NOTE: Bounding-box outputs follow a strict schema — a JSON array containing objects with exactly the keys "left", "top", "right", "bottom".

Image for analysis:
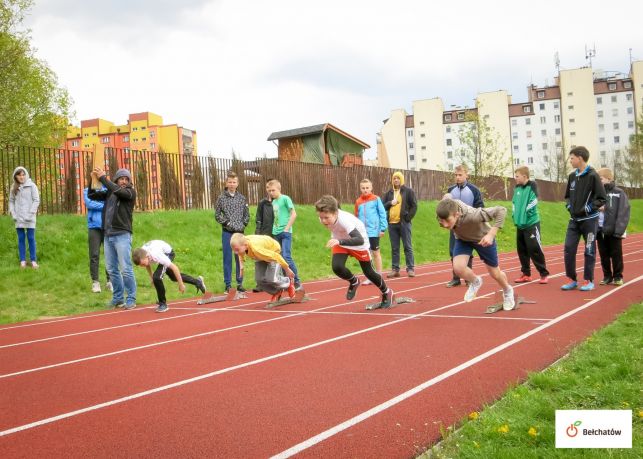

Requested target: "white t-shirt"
[
  {"left": 327, "top": 210, "right": 370, "bottom": 251},
  {"left": 142, "top": 240, "right": 173, "bottom": 267}
]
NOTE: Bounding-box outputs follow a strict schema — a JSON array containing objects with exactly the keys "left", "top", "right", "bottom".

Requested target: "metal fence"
[{"left": 1, "top": 146, "right": 641, "bottom": 215}]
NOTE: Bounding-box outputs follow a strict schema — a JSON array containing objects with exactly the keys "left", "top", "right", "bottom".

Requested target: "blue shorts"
[
  {"left": 368, "top": 237, "right": 380, "bottom": 251},
  {"left": 453, "top": 239, "right": 499, "bottom": 268}
]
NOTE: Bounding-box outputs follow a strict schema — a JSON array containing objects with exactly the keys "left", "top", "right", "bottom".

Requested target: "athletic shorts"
[
  {"left": 368, "top": 237, "right": 380, "bottom": 251},
  {"left": 332, "top": 245, "right": 371, "bottom": 262},
  {"left": 453, "top": 239, "right": 499, "bottom": 268}
]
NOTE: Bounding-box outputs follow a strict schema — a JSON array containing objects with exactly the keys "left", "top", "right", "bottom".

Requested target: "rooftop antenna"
[
  {"left": 554, "top": 51, "right": 560, "bottom": 73},
  {"left": 630, "top": 48, "right": 633, "bottom": 66},
  {"left": 585, "top": 44, "right": 596, "bottom": 67}
]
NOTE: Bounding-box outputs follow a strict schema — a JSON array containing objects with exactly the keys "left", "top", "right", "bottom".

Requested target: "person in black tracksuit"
[
  {"left": 596, "top": 168, "right": 630, "bottom": 285},
  {"left": 561, "top": 147, "right": 607, "bottom": 291},
  {"left": 253, "top": 183, "right": 274, "bottom": 292}
]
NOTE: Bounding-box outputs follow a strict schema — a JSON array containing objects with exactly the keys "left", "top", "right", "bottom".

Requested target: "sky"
[{"left": 25, "top": 0, "right": 643, "bottom": 160}]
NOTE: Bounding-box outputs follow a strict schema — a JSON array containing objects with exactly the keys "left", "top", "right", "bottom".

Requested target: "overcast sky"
[{"left": 25, "top": 0, "right": 643, "bottom": 159}]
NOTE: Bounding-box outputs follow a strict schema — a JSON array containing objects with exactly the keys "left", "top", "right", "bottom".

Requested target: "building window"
[
  {"left": 409, "top": 142, "right": 414, "bottom": 149},
  {"left": 409, "top": 155, "right": 414, "bottom": 161},
  {"left": 447, "top": 151, "right": 453, "bottom": 159},
  {"left": 444, "top": 114, "right": 451, "bottom": 122},
  {"left": 614, "top": 136, "right": 620, "bottom": 143},
  {"left": 528, "top": 157, "right": 534, "bottom": 164},
  {"left": 514, "top": 158, "right": 520, "bottom": 165},
  {"left": 422, "top": 158, "right": 427, "bottom": 162},
  {"left": 457, "top": 112, "right": 465, "bottom": 120},
  {"left": 568, "top": 105, "right": 574, "bottom": 110},
  {"left": 526, "top": 131, "right": 532, "bottom": 138},
  {"left": 613, "top": 122, "right": 619, "bottom": 130},
  {"left": 599, "top": 137, "right": 605, "bottom": 144},
  {"left": 555, "top": 128, "right": 561, "bottom": 135},
  {"left": 540, "top": 116, "right": 546, "bottom": 124},
  {"left": 71, "top": 140, "right": 79, "bottom": 147},
  {"left": 597, "top": 110, "right": 603, "bottom": 118},
  {"left": 513, "top": 145, "right": 519, "bottom": 152},
  {"left": 150, "top": 131, "right": 155, "bottom": 138},
  {"left": 421, "top": 146, "right": 426, "bottom": 150},
  {"left": 512, "top": 132, "right": 518, "bottom": 140},
  {"left": 543, "top": 155, "right": 549, "bottom": 162},
  {"left": 554, "top": 102, "right": 559, "bottom": 109},
  {"left": 600, "top": 151, "right": 606, "bottom": 158},
  {"left": 627, "top": 107, "right": 633, "bottom": 115},
  {"left": 101, "top": 136, "right": 110, "bottom": 144},
  {"left": 596, "top": 97, "right": 602, "bottom": 105},
  {"left": 527, "top": 144, "right": 533, "bottom": 151},
  {"left": 537, "top": 90, "right": 545, "bottom": 99},
  {"left": 624, "top": 81, "right": 632, "bottom": 89},
  {"left": 542, "top": 143, "right": 548, "bottom": 150},
  {"left": 446, "top": 139, "right": 452, "bottom": 146},
  {"left": 150, "top": 143, "right": 155, "bottom": 149},
  {"left": 84, "top": 144, "right": 90, "bottom": 148},
  {"left": 123, "top": 135, "right": 129, "bottom": 142},
  {"left": 628, "top": 121, "right": 634, "bottom": 129},
  {"left": 608, "top": 82, "right": 616, "bottom": 90},
  {"left": 141, "top": 126, "right": 146, "bottom": 130},
  {"left": 541, "top": 129, "right": 547, "bottom": 136},
  {"left": 523, "top": 105, "right": 531, "bottom": 113},
  {"left": 612, "top": 108, "right": 618, "bottom": 117},
  {"left": 446, "top": 126, "right": 451, "bottom": 133},
  {"left": 511, "top": 119, "right": 517, "bottom": 126},
  {"left": 567, "top": 92, "right": 573, "bottom": 96},
  {"left": 420, "top": 133, "right": 426, "bottom": 138},
  {"left": 626, "top": 93, "right": 633, "bottom": 101},
  {"left": 420, "top": 121, "right": 425, "bottom": 126},
  {"left": 539, "top": 103, "right": 545, "bottom": 110},
  {"left": 569, "top": 118, "right": 575, "bottom": 123},
  {"left": 525, "top": 118, "right": 531, "bottom": 125},
  {"left": 556, "top": 141, "right": 562, "bottom": 148},
  {"left": 408, "top": 130, "right": 413, "bottom": 137},
  {"left": 570, "top": 132, "right": 576, "bottom": 137},
  {"left": 611, "top": 95, "right": 617, "bottom": 103},
  {"left": 83, "top": 133, "right": 88, "bottom": 137},
  {"left": 133, "top": 127, "right": 138, "bottom": 131},
  {"left": 554, "top": 115, "right": 560, "bottom": 123},
  {"left": 599, "top": 124, "right": 604, "bottom": 132}
]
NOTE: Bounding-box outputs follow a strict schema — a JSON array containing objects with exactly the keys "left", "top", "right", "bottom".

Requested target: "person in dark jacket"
[
  {"left": 596, "top": 168, "right": 630, "bottom": 286},
  {"left": 561, "top": 146, "right": 607, "bottom": 292},
  {"left": 511, "top": 166, "right": 549, "bottom": 284},
  {"left": 445, "top": 164, "right": 484, "bottom": 287},
  {"left": 252, "top": 181, "right": 275, "bottom": 292},
  {"left": 84, "top": 187, "right": 111, "bottom": 293},
  {"left": 89, "top": 167, "right": 137, "bottom": 308},
  {"left": 215, "top": 171, "right": 250, "bottom": 293},
  {"left": 382, "top": 171, "right": 417, "bottom": 277}
]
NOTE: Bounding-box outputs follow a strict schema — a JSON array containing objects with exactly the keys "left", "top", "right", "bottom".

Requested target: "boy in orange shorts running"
[{"left": 315, "top": 195, "right": 394, "bottom": 308}]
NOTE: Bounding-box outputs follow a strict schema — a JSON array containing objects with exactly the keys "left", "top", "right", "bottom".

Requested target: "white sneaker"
[
  {"left": 464, "top": 276, "right": 483, "bottom": 302},
  {"left": 105, "top": 281, "right": 113, "bottom": 292},
  {"left": 362, "top": 279, "right": 372, "bottom": 285},
  {"left": 92, "top": 281, "right": 101, "bottom": 293},
  {"left": 502, "top": 286, "right": 515, "bottom": 311}
]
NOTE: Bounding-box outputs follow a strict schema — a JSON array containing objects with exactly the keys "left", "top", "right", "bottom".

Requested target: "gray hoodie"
[{"left": 9, "top": 166, "right": 40, "bottom": 229}]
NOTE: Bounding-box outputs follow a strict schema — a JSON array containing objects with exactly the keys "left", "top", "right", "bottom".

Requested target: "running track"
[{"left": 1, "top": 235, "right": 642, "bottom": 458}]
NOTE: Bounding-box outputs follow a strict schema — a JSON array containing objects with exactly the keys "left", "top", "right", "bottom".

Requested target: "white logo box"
[{"left": 556, "top": 410, "right": 632, "bottom": 448}]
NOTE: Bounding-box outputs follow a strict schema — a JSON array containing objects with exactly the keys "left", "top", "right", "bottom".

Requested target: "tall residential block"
[{"left": 378, "top": 60, "right": 642, "bottom": 180}]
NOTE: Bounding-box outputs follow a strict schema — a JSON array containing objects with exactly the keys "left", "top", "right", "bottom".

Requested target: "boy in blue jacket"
[
  {"left": 84, "top": 187, "right": 112, "bottom": 293},
  {"left": 355, "top": 179, "right": 387, "bottom": 284}
]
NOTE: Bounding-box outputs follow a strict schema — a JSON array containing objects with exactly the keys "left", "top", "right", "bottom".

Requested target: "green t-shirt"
[{"left": 272, "top": 194, "right": 295, "bottom": 235}]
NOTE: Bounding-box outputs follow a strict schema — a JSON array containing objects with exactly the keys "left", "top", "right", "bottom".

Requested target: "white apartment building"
[{"left": 376, "top": 60, "right": 643, "bottom": 179}]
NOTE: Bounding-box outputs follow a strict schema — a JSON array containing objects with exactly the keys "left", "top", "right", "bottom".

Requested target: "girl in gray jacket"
[{"left": 9, "top": 166, "right": 40, "bottom": 268}]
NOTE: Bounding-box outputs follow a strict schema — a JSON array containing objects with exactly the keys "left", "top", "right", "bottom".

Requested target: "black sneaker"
[
  {"left": 294, "top": 281, "right": 302, "bottom": 290},
  {"left": 446, "top": 279, "right": 461, "bottom": 288},
  {"left": 346, "top": 279, "right": 360, "bottom": 300},
  {"left": 380, "top": 288, "right": 394, "bottom": 308},
  {"left": 224, "top": 286, "right": 231, "bottom": 294},
  {"left": 109, "top": 300, "right": 125, "bottom": 309},
  {"left": 155, "top": 303, "right": 168, "bottom": 313},
  {"left": 197, "top": 276, "right": 207, "bottom": 294},
  {"left": 237, "top": 285, "right": 246, "bottom": 293},
  {"left": 252, "top": 287, "right": 263, "bottom": 293}
]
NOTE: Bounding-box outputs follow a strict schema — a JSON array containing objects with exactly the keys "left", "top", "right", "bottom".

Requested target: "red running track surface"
[{"left": 1, "top": 236, "right": 642, "bottom": 458}]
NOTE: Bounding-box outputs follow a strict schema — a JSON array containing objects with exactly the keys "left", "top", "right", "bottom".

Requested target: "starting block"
[
  {"left": 266, "top": 289, "right": 308, "bottom": 309},
  {"left": 197, "top": 288, "right": 247, "bottom": 305},
  {"left": 484, "top": 291, "right": 536, "bottom": 314},
  {"left": 365, "top": 296, "right": 415, "bottom": 310}
]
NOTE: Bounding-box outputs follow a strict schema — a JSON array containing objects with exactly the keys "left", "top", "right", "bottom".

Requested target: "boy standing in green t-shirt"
[
  {"left": 512, "top": 166, "right": 549, "bottom": 284},
  {"left": 267, "top": 179, "right": 301, "bottom": 289}
]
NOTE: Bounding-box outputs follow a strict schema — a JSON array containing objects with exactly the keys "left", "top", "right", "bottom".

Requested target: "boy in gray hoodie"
[
  {"left": 9, "top": 166, "right": 40, "bottom": 268},
  {"left": 436, "top": 196, "right": 515, "bottom": 311}
]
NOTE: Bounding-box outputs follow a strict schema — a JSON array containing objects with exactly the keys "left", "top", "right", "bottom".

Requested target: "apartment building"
[{"left": 377, "top": 60, "right": 643, "bottom": 179}]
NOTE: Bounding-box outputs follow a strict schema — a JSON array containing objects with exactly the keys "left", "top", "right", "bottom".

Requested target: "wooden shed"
[{"left": 267, "top": 123, "right": 369, "bottom": 166}]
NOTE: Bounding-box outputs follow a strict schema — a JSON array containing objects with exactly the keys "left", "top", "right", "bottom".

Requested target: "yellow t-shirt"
[
  {"left": 242, "top": 235, "right": 289, "bottom": 269},
  {"left": 388, "top": 190, "right": 402, "bottom": 224}
]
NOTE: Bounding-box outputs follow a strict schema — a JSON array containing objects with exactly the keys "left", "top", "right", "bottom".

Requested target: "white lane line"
[
  {"left": 4, "top": 251, "right": 642, "bottom": 378},
  {"left": 271, "top": 275, "right": 643, "bottom": 458},
  {"left": 2, "top": 270, "right": 640, "bottom": 438}
]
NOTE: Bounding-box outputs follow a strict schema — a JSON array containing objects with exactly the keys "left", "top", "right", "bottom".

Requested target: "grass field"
[
  {"left": 423, "top": 302, "right": 643, "bottom": 459},
  {"left": 0, "top": 200, "right": 641, "bottom": 324}
]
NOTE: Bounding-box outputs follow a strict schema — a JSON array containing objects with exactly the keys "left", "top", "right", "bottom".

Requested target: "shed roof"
[{"left": 267, "top": 123, "right": 370, "bottom": 148}]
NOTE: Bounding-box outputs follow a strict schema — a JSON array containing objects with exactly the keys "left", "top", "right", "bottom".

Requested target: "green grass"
[
  {"left": 1, "top": 200, "right": 642, "bottom": 324},
  {"left": 422, "top": 302, "right": 643, "bottom": 459}
]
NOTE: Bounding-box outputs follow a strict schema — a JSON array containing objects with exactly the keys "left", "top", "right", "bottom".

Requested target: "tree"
[
  {"left": 0, "top": 0, "right": 73, "bottom": 147},
  {"left": 455, "top": 110, "right": 512, "bottom": 181},
  {"left": 539, "top": 136, "right": 569, "bottom": 183},
  {"left": 623, "top": 116, "right": 643, "bottom": 188}
]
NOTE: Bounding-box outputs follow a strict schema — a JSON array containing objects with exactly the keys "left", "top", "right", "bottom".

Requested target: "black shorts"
[{"left": 368, "top": 237, "right": 380, "bottom": 251}]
